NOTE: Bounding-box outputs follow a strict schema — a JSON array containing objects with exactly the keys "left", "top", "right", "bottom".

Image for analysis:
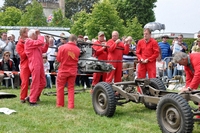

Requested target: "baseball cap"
[
  {"left": 98, "top": 31, "right": 104, "bottom": 36},
  {"left": 60, "top": 34, "right": 67, "bottom": 40},
  {"left": 196, "top": 38, "right": 200, "bottom": 42},
  {"left": 84, "top": 36, "right": 88, "bottom": 39},
  {"left": 162, "top": 35, "right": 169, "bottom": 39},
  {"left": 78, "top": 35, "right": 83, "bottom": 38}
]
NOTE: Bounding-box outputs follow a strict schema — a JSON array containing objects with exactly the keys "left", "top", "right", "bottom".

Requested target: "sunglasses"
[{"left": 5, "top": 55, "right": 10, "bottom": 57}]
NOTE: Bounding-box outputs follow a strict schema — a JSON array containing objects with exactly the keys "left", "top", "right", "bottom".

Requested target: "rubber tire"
[
  {"left": 157, "top": 94, "right": 194, "bottom": 133},
  {"left": 144, "top": 78, "right": 166, "bottom": 110},
  {"left": 92, "top": 82, "right": 116, "bottom": 117}
]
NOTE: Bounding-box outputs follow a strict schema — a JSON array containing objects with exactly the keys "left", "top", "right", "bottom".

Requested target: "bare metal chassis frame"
[{"left": 111, "top": 79, "right": 200, "bottom": 121}]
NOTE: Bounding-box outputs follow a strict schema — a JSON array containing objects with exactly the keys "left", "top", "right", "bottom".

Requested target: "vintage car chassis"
[{"left": 92, "top": 78, "right": 200, "bottom": 133}]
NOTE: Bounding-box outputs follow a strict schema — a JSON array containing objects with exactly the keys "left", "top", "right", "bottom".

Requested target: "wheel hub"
[
  {"left": 163, "top": 106, "right": 181, "bottom": 132},
  {"left": 97, "top": 92, "right": 107, "bottom": 109}
]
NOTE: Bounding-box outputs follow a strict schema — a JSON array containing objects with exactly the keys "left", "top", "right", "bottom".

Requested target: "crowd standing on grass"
[{"left": 1, "top": 27, "right": 200, "bottom": 110}]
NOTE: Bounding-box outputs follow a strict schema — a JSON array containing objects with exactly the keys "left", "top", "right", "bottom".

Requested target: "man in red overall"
[
  {"left": 136, "top": 28, "right": 160, "bottom": 79},
  {"left": 24, "top": 29, "right": 49, "bottom": 106},
  {"left": 173, "top": 52, "right": 200, "bottom": 118},
  {"left": 91, "top": 31, "right": 108, "bottom": 88},
  {"left": 56, "top": 34, "right": 80, "bottom": 109},
  {"left": 106, "top": 31, "right": 130, "bottom": 83},
  {"left": 16, "top": 27, "right": 31, "bottom": 103}
]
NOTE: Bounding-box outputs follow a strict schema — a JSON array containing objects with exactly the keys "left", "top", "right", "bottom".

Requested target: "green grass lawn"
[{"left": 0, "top": 86, "right": 200, "bottom": 133}]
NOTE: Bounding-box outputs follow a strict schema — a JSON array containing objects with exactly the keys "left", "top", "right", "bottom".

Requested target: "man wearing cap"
[
  {"left": 106, "top": 31, "right": 130, "bottom": 83},
  {"left": 173, "top": 52, "right": 200, "bottom": 118},
  {"left": 191, "top": 38, "right": 200, "bottom": 53},
  {"left": 84, "top": 36, "right": 89, "bottom": 42},
  {"left": 158, "top": 35, "right": 172, "bottom": 78},
  {"left": 91, "top": 31, "right": 108, "bottom": 89},
  {"left": 190, "top": 31, "right": 200, "bottom": 53},
  {"left": 54, "top": 34, "right": 68, "bottom": 56}
]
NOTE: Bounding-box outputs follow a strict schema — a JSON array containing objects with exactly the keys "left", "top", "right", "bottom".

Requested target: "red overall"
[
  {"left": 25, "top": 36, "right": 49, "bottom": 103},
  {"left": 16, "top": 38, "right": 31, "bottom": 101},
  {"left": 106, "top": 39, "right": 129, "bottom": 83},
  {"left": 184, "top": 53, "right": 200, "bottom": 89},
  {"left": 184, "top": 53, "right": 200, "bottom": 118},
  {"left": 56, "top": 42, "right": 80, "bottom": 109},
  {"left": 136, "top": 38, "right": 159, "bottom": 78},
  {"left": 92, "top": 40, "right": 108, "bottom": 86}
]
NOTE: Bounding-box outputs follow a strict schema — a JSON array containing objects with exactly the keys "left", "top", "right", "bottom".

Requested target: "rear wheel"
[
  {"left": 92, "top": 82, "right": 116, "bottom": 117},
  {"left": 157, "top": 94, "right": 193, "bottom": 133},
  {"left": 144, "top": 78, "right": 166, "bottom": 110}
]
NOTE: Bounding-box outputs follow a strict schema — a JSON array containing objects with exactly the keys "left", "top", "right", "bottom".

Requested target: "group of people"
[
  {"left": 16, "top": 28, "right": 49, "bottom": 106},
  {"left": 1, "top": 27, "right": 200, "bottom": 113}
]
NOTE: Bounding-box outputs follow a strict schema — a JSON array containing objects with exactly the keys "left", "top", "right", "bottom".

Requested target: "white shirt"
[
  {"left": 43, "top": 61, "right": 50, "bottom": 73},
  {"left": 46, "top": 45, "right": 56, "bottom": 61}
]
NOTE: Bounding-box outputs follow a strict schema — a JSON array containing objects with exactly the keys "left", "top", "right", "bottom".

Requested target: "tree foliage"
[
  {"left": 110, "top": 0, "right": 157, "bottom": 26},
  {"left": 125, "top": 17, "right": 143, "bottom": 40},
  {"left": 49, "top": 9, "right": 72, "bottom": 28},
  {"left": 1, "top": 0, "right": 29, "bottom": 11},
  {"left": 18, "top": 0, "right": 47, "bottom": 26},
  {"left": 84, "top": 0, "right": 125, "bottom": 39},
  {"left": 0, "top": 7, "right": 22, "bottom": 26},
  {"left": 65, "top": 0, "right": 99, "bottom": 18},
  {"left": 70, "top": 10, "right": 90, "bottom": 36}
]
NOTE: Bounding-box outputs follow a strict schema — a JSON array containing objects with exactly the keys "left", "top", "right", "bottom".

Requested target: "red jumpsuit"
[
  {"left": 185, "top": 53, "right": 200, "bottom": 119},
  {"left": 185, "top": 53, "right": 200, "bottom": 89},
  {"left": 25, "top": 36, "right": 49, "bottom": 103},
  {"left": 16, "top": 38, "right": 31, "bottom": 101},
  {"left": 106, "top": 39, "right": 129, "bottom": 83},
  {"left": 136, "top": 38, "right": 159, "bottom": 78},
  {"left": 92, "top": 40, "right": 108, "bottom": 86},
  {"left": 56, "top": 42, "right": 80, "bottom": 109}
]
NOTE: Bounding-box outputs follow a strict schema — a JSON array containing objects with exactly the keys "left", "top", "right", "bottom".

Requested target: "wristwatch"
[{"left": 187, "top": 87, "right": 192, "bottom": 91}]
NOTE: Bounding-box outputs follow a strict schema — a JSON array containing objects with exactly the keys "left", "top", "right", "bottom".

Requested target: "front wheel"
[
  {"left": 156, "top": 94, "right": 194, "bottom": 133},
  {"left": 92, "top": 82, "right": 116, "bottom": 117}
]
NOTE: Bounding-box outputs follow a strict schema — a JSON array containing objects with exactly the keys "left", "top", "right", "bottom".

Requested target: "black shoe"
[
  {"left": 29, "top": 102, "right": 38, "bottom": 106},
  {"left": 25, "top": 96, "right": 30, "bottom": 103},
  {"left": 37, "top": 97, "right": 40, "bottom": 102},
  {"left": 20, "top": 100, "right": 26, "bottom": 103}
]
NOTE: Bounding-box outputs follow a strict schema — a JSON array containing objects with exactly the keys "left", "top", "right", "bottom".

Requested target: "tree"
[
  {"left": 1, "top": 0, "right": 29, "bottom": 11},
  {"left": 70, "top": 10, "right": 90, "bottom": 36},
  {"left": 84, "top": 0, "right": 125, "bottom": 39},
  {"left": 18, "top": 0, "right": 47, "bottom": 26},
  {"left": 125, "top": 17, "right": 143, "bottom": 40},
  {"left": 110, "top": 0, "right": 157, "bottom": 26},
  {"left": 49, "top": 9, "right": 72, "bottom": 28},
  {"left": 65, "top": 0, "right": 99, "bottom": 18},
  {"left": 0, "top": 7, "right": 22, "bottom": 26}
]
